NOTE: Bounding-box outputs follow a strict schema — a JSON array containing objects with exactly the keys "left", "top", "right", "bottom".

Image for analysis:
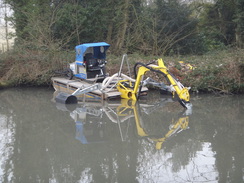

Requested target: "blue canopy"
[{"left": 75, "top": 42, "right": 110, "bottom": 62}]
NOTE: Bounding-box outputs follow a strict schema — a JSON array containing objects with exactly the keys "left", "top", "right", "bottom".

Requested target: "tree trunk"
[
  {"left": 236, "top": 30, "right": 244, "bottom": 48},
  {"left": 115, "top": 0, "right": 129, "bottom": 52},
  {"left": 235, "top": 0, "right": 244, "bottom": 48},
  {"left": 106, "top": 21, "right": 113, "bottom": 44},
  {"left": 4, "top": 4, "right": 9, "bottom": 51}
]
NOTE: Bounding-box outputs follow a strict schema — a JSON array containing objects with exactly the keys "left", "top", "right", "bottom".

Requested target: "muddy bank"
[{"left": 0, "top": 48, "right": 244, "bottom": 94}]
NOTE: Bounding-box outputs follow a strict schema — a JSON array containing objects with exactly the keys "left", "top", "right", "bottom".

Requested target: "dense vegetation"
[{"left": 0, "top": 0, "right": 244, "bottom": 93}]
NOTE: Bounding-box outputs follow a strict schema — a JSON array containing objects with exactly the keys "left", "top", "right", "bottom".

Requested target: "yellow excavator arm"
[{"left": 117, "top": 58, "right": 191, "bottom": 108}]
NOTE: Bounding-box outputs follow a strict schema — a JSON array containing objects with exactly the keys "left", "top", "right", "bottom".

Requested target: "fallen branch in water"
[{"left": 208, "top": 86, "right": 233, "bottom": 95}]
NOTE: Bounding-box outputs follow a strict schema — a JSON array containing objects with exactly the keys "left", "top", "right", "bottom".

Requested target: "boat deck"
[{"left": 52, "top": 77, "right": 148, "bottom": 101}]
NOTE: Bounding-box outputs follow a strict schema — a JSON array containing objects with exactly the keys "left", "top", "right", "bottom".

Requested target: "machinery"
[
  {"left": 54, "top": 43, "right": 191, "bottom": 109},
  {"left": 114, "top": 58, "right": 191, "bottom": 108},
  {"left": 67, "top": 42, "right": 110, "bottom": 80}
]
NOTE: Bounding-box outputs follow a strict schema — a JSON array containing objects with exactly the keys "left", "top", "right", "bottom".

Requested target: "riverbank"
[{"left": 0, "top": 48, "right": 244, "bottom": 94}]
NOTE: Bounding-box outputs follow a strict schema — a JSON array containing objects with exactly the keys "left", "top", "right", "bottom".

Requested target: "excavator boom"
[{"left": 117, "top": 58, "right": 191, "bottom": 108}]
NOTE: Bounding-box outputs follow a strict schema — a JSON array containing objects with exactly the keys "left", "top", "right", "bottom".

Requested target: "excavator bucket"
[{"left": 179, "top": 99, "right": 192, "bottom": 109}]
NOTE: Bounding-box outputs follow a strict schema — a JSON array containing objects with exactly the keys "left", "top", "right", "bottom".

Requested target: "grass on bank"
[{"left": 0, "top": 47, "right": 244, "bottom": 94}]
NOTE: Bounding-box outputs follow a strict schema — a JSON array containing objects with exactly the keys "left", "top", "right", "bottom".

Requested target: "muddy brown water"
[{"left": 0, "top": 87, "right": 243, "bottom": 183}]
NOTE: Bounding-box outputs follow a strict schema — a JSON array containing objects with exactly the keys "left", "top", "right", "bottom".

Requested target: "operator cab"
[{"left": 69, "top": 42, "right": 110, "bottom": 81}]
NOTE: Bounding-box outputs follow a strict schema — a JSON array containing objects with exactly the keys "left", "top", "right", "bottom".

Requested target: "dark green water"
[{"left": 0, "top": 88, "right": 243, "bottom": 183}]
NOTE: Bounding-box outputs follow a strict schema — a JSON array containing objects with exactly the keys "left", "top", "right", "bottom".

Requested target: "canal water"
[{"left": 0, "top": 87, "right": 243, "bottom": 183}]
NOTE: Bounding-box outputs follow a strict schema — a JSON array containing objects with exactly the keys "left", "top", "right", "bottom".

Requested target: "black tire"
[{"left": 66, "top": 68, "right": 73, "bottom": 80}]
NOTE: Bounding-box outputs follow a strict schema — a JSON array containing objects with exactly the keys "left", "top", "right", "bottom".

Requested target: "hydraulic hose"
[
  {"left": 133, "top": 62, "right": 168, "bottom": 82},
  {"left": 133, "top": 61, "right": 183, "bottom": 88},
  {"left": 133, "top": 62, "right": 169, "bottom": 100}
]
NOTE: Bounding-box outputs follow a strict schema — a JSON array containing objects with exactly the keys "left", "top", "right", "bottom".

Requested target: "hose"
[
  {"left": 101, "top": 73, "right": 136, "bottom": 91},
  {"left": 133, "top": 62, "right": 168, "bottom": 84}
]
